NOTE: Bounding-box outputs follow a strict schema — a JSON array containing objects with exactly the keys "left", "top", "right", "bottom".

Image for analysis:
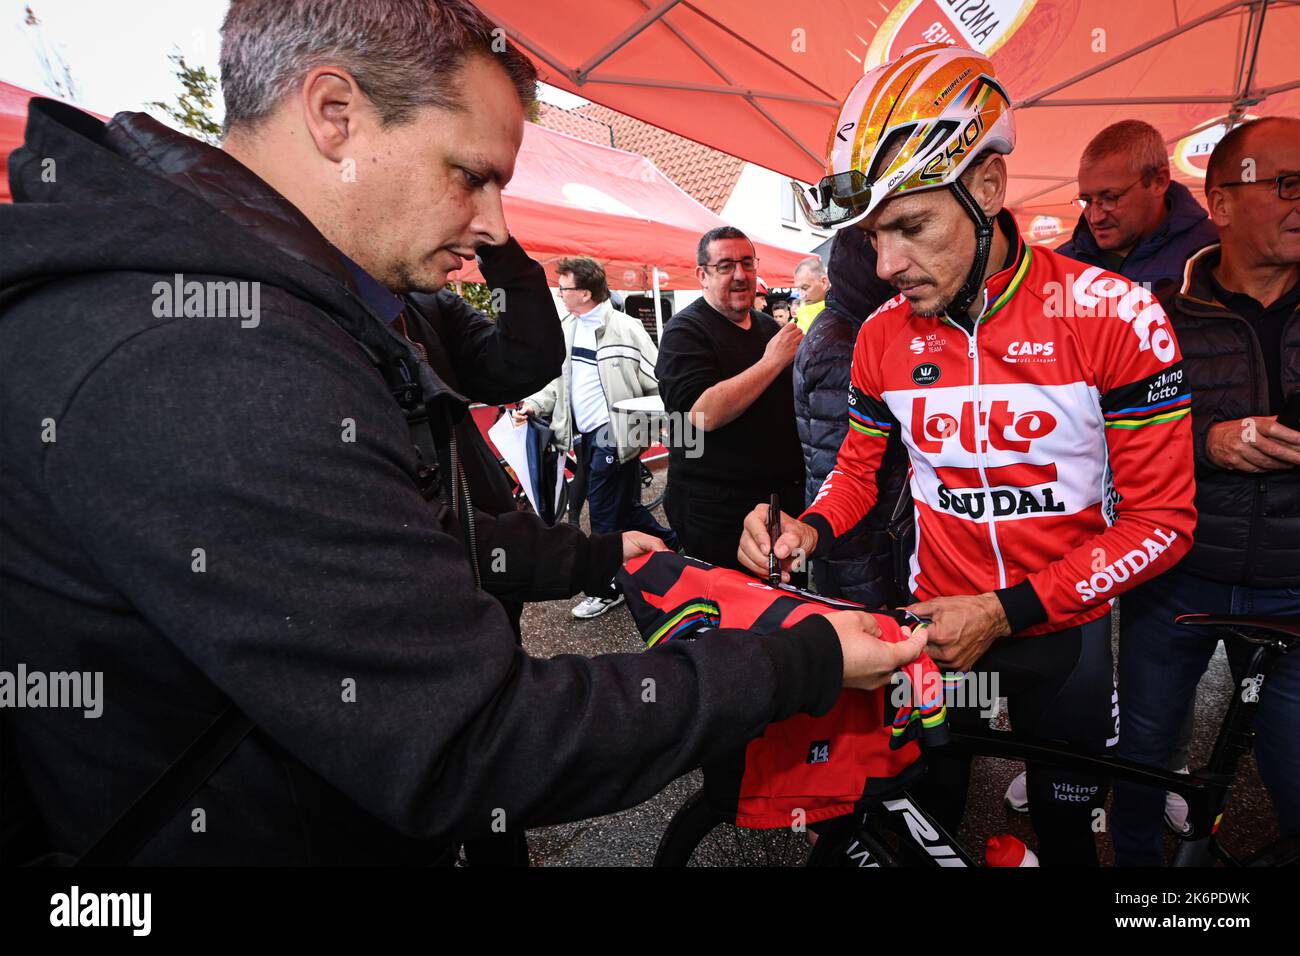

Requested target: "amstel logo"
[
  {"left": 862, "top": 0, "right": 1040, "bottom": 68},
  {"left": 1173, "top": 115, "right": 1260, "bottom": 180}
]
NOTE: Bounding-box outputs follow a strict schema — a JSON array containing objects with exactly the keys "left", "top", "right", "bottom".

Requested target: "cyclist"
[{"left": 738, "top": 44, "right": 1197, "bottom": 866}]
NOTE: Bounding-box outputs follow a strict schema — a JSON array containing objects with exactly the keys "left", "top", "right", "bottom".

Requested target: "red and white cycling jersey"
[{"left": 803, "top": 222, "right": 1197, "bottom": 635}]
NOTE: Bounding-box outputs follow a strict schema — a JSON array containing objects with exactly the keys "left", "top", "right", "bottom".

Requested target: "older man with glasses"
[
  {"left": 1055, "top": 119, "right": 1218, "bottom": 288},
  {"left": 655, "top": 226, "right": 806, "bottom": 570},
  {"left": 1110, "top": 117, "right": 1300, "bottom": 864},
  {"left": 517, "top": 256, "right": 676, "bottom": 619}
]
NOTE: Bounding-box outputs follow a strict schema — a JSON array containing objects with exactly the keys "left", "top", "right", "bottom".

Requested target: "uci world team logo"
[{"left": 912, "top": 362, "right": 941, "bottom": 386}]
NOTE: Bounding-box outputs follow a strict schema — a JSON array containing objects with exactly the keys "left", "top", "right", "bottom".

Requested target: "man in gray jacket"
[{"left": 518, "top": 256, "right": 676, "bottom": 618}]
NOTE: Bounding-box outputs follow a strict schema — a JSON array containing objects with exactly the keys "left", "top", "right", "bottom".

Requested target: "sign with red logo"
[{"left": 862, "top": 0, "right": 1041, "bottom": 68}]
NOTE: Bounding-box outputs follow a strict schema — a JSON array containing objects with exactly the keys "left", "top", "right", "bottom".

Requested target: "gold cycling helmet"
[{"left": 795, "top": 43, "right": 1015, "bottom": 230}]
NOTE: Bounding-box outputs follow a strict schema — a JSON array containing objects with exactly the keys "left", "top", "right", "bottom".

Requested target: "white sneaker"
[
  {"left": 1004, "top": 771, "right": 1029, "bottom": 813},
  {"left": 572, "top": 594, "right": 625, "bottom": 619},
  {"left": 1164, "top": 767, "right": 1191, "bottom": 835}
]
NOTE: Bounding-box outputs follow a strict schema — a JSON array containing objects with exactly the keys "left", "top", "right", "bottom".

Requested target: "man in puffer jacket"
[
  {"left": 1055, "top": 119, "right": 1218, "bottom": 289},
  {"left": 793, "top": 227, "right": 905, "bottom": 606}
]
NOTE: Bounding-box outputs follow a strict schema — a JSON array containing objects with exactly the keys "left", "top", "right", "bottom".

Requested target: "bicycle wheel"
[
  {"left": 639, "top": 461, "right": 664, "bottom": 512},
  {"left": 653, "top": 789, "right": 851, "bottom": 867}
]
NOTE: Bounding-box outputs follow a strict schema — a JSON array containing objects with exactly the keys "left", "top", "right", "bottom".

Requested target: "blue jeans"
[
  {"left": 576, "top": 430, "right": 676, "bottom": 597},
  {"left": 1113, "top": 568, "right": 1300, "bottom": 865}
]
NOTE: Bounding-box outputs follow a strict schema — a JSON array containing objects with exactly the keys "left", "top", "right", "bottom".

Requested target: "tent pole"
[
  {"left": 489, "top": 17, "right": 576, "bottom": 81},
  {"left": 1226, "top": 0, "right": 1270, "bottom": 129},
  {"left": 652, "top": 266, "right": 664, "bottom": 344},
  {"left": 632, "top": 11, "right": 826, "bottom": 165},
  {"left": 583, "top": 74, "right": 837, "bottom": 108},
  {"left": 575, "top": 0, "right": 683, "bottom": 81},
  {"left": 1015, "top": 0, "right": 1249, "bottom": 108}
]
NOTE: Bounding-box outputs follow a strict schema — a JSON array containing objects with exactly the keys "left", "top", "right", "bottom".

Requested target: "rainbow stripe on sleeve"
[
  {"left": 645, "top": 601, "right": 722, "bottom": 648},
  {"left": 848, "top": 405, "right": 893, "bottom": 439},
  {"left": 1103, "top": 394, "right": 1192, "bottom": 430}
]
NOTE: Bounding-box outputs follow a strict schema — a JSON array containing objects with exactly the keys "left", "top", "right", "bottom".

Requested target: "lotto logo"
[{"left": 911, "top": 397, "right": 1057, "bottom": 454}]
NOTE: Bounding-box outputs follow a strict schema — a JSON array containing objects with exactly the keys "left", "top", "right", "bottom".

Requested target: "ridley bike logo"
[
  {"left": 911, "top": 396, "right": 1057, "bottom": 454},
  {"left": 884, "top": 797, "right": 966, "bottom": 865},
  {"left": 841, "top": 797, "right": 967, "bottom": 867}
]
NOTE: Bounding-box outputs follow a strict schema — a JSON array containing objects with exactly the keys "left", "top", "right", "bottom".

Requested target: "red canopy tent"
[
  {"left": 447, "top": 119, "right": 808, "bottom": 289},
  {"left": 476, "top": 0, "right": 1300, "bottom": 244},
  {"left": 2, "top": 80, "right": 806, "bottom": 315}
]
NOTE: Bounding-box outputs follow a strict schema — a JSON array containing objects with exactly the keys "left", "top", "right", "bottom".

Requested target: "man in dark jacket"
[
  {"left": 1008, "top": 119, "right": 1218, "bottom": 821},
  {"left": 1110, "top": 117, "right": 1300, "bottom": 865},
  {"left": 0, "top": 0, "right": 920, "bottom": 864},
  {"left": 792, "top": 227, "right": 906, "bottom": 607},
  {"left": 1055, "top": 119, "right": 1218, "bottom": 288}
]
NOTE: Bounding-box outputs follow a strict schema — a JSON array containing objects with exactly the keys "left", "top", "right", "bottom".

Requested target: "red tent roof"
[
  {"left": 448, "top": 119, "right": 808, "bottom": 289},
  {"left": 1, "top": 80, "right": 804, "bottom": 287},
  {"left": 477, "top": 0, "right": 1300, "bottom": 244}
]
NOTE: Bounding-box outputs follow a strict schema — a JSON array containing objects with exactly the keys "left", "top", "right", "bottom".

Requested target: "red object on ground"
[{"left": 986, "top": 833, "right": 1040, "bottom": 867}]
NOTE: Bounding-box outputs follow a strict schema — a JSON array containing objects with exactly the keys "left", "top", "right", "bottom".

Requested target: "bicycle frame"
[{"left": 830, "top": 625, "right": 1292, "bottom": 867}]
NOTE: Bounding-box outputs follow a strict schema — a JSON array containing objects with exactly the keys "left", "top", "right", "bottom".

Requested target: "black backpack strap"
[{"left": 76, "top": 704, "right": 254, "bottom": 866}]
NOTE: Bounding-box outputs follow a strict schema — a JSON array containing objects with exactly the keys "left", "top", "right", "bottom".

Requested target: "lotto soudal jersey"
[
  {"left": 803, "top": 221, "right": 1197, "bottom": 636},
  {"left": 619, "top": 551, "right": 948, "bottom": 829}
]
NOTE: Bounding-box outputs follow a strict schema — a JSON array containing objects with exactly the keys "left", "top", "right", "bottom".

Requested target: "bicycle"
[{"left": 654, "top": 613, "right": 1300, "bottom": 867}]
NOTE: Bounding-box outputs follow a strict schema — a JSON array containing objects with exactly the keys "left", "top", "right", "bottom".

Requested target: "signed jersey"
[
  {"left": 618, "top": 551, "right": 947, "bottom": 829},
  {"left": 803, "top": 230, "right": 1197, "bottom": 636}
]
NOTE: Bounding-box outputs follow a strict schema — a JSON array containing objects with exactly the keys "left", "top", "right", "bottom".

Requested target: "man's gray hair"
[
  {"left": 794, "top": 256, "right": 825, "bottom": 278},
  {"left": 1079, "top": 120, "right": 1170, "bottom": 179},
  {"left": 219, "top": 0, "right": 537, "bottom": 134}
]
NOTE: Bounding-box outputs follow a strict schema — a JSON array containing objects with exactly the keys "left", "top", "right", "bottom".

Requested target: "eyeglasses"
[
  {"left": 1218, "top": 172, "right": 1300, "bottom": 201},
  {"left": 1074, "top": 176, "right": 1145, "bottom": 213},
  {"left": 702, "top": 257, "right": 760, "bottom": 275},
  {"left": 557, "top": 285, "right": 583, "bottom": 294}
]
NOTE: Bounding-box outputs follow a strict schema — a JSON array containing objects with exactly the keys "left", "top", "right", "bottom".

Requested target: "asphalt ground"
[{"left": 521, "top": 467, "right": 1281, "bottom": 866}]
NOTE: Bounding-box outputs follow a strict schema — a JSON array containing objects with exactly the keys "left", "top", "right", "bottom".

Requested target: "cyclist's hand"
[
  {"left": 826, "top": 612, "right": 927, "bottom": 691},
  {"left": 1206, "top": 417, "right": 1300, "bottom": 472},
  {"left": 738, "top": 504, "right": 817, "bottom": 582},
  {"left": 905, "top": 593, "right": 1010, "bottom": 671},
  {"left": 622, "top": 531, "right": 669, "bottom": 562},
  {"left": 762, "top": 322, "right": 803, "bottom": 370},
  {"left": 511, "top": 405, "right": 533, "bottom": 425}
]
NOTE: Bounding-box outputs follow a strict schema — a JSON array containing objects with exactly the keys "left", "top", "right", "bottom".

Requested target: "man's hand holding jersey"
[
  {"left": 740, "top": 503, "right": 1012, "bottom": 673},
  {"left": 904, "top": 594, "right": 1011, "bottom": 671},
  {"left": 738, "top": 503, "right": 927, "bottom": 692}
]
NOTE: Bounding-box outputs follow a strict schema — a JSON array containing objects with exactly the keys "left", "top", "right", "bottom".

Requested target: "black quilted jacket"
[{"left": 793, "top": 229, "right": 908, "bottom": 606}]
